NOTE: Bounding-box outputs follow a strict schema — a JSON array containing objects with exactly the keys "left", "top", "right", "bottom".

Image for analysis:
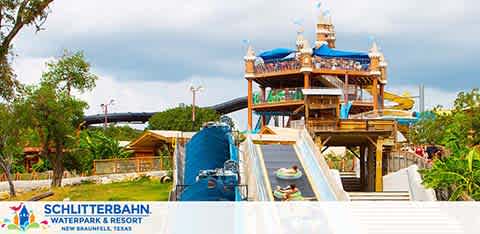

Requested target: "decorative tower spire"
[
  {"left": 369, "top": 41, "right": 381, "bottom": 58},
  {"left": 245, "top": 45, "right": 255, "bottom": 59},
  {"left": 369, "top": 41, "right": 382, "bottom": 76},
  {"left": 300, "top": 39, "right": 313, "bottom": 73},
  {"left": 379, "top": 54, "right": 388, "bottom": 84},
  {"left": 296, "top": 29, "right": 305, "bottom": 51},
  {"left": 244, "top": 45, "right": 256, "bottom": 78},
  {"left": 318, "top": 12, "right": 326, "bottom": 24},
  {"left": 315, "top": 10, "right": 336, "bottom": 48}
]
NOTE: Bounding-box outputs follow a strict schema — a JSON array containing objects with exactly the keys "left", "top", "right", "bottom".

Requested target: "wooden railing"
[
  {"left": 307, "top": 119, "right": 396, "bottom": 132},
  {"left": 93, "top": 156, "right": 171, "bottom": 175}
]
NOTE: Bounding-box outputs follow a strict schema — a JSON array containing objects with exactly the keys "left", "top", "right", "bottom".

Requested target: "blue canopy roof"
[
  {"left": 258, "top": 48, "right": 296, "bottom": 62},
  {"left": 313, "top": 44, "right": 369, "bottom": 59}
]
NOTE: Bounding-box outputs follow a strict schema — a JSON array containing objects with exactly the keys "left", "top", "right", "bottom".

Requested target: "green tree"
[
  {"left": 0, "top": 0, "right": 55, "bottom": 100},
  {"left": 42, "top": 50, "right": 98, "bottom": 94},
  {"left": 415, "top": 89, "right": 480, "bottom": 200},
  {"left": 0, "top": 102, "right": 25, "bottom": 196},
  {"left": 22, "top": 83, "right": 87, "bottom": 187},
  {"left": 91, "top": 125, "right": 142, "bottom": 141},
  {"left": 20, "top": 51, "right": 97, "bottom": 186},
  {"left": 408, "top": 109, "right": 449, "bottom": 145},
  {"left": 148, "top": 106, "right": 220, "bottom": 131}
]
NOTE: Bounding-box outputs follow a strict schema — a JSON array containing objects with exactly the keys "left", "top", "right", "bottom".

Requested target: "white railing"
[
  {"left": 245, "top": 138, "right": 271, "bottom": 201},
  {"left": 297, "top": 129, "right": 350, "bottom": 201}
]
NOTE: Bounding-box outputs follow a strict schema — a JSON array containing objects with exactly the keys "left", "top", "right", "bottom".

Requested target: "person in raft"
[
  {"left": 279, "top": 184, "right": 299, "bottom": 201},
  {"left": 278, "top": 165, "right": 299, "bottom": 175}
]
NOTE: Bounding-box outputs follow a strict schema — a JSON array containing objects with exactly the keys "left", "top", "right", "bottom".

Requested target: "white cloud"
[
  {"left": 12, "top": 56, "right": 249, "bottom": 127},
  {"left": 9, "top": 1, "right": 476, "bottom": 130},
  {"left": 17, "top": 0, "right": 477, "bottom": 46}
]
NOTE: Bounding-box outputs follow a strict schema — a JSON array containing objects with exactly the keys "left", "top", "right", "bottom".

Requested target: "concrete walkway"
[{"left": 0, "top": 171, "right": 167, "bottom": 192}]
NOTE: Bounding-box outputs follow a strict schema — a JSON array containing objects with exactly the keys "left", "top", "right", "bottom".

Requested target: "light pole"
[
  {"left": 189, "top": 85, "right": 204, "bottom": 122},
  {"left": 100, "top": 99, "right": 115, "bottom": 129}
]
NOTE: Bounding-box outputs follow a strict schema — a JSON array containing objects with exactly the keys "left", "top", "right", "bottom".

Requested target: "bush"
[{"left": 148, "top": 106, "right": 220, "bottom": 132}]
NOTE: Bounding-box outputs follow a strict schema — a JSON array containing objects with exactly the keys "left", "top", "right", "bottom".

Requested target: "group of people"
[
  {"left": 313, "top": 56, "right": 369, "bottom": 71},
  {"left": 403, "top": 144, "right": 444, "bottom": 161},
  {"left": 254, "top": 59, "right": 301, "bottom": 74}
]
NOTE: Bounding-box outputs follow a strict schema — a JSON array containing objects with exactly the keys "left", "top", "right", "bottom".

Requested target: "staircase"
[
  {"left": 348, "top": 191, "right": 411, "bottom": 201},
  {"left": 340, "top": 172, "right": 361, "bottom": 192}
]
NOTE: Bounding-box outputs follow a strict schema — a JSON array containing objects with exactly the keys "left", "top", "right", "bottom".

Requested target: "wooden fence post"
[{"left": 136, "top": 158, "right": 140, "bottom": 172}]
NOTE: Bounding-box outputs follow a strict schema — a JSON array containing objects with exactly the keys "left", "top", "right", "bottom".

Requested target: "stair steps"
[
  {"left": 340, "top": 172, "right": 361, "bottom": 192},
  {"left": 348, "top": 192, "right": 411, "bottom": 201}
]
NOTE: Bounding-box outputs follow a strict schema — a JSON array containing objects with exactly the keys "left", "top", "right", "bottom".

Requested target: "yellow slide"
[{"left": 364, "top": 86, "right": 415, "bottom": 110}]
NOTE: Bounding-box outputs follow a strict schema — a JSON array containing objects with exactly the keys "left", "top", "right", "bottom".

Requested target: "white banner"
[{"left": 0, "top": 202, "right": 478, "bottom": 234}]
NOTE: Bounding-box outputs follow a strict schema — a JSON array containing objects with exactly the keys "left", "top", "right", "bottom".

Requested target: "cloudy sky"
[{"left": 11, "top": 0, "right": 479, "bottom": 129}]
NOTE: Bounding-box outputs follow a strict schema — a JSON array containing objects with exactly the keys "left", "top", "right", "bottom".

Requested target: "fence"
[
  {"left": 253, "top": 88, "right": 304, "bottom": 105},
  {"left": 254, "top": 59, "right": 301, "bottom": 74},
  {"left": 0, "top": 171, "right": 80, "bottom": 181},
  {"left": 93, "top": 156, "right": 172, "bottom": 175},
  {"left": 387, "top": 151, "right": 430, "bottom": 174}
]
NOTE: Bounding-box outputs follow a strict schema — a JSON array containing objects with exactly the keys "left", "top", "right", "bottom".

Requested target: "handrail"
[
  {"left": 297, "top": 129, "right": 349, "bottom": 201},
  {"left": 387, "top": 151, "right": 431, "bottom": 174},
  {"left": 245, "top": 137, "right": 271, "bottom": 201}
]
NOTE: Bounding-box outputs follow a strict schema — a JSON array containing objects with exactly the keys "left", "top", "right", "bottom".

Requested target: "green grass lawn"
[{"left": 11, "top": 177, "right": 171, "bottom": 201}]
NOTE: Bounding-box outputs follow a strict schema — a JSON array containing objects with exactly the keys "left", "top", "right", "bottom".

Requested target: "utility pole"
[
  {"left": 419, "top": 84, "right": 425, "bottom": 112},
  {"left": 189, "top": 85, "right": 204, "bottom": 122},
  {"left": 100, "top": 99, "right": 115, "bottom": 129}
]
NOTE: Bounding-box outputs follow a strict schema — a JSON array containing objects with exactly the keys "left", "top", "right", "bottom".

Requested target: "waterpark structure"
[
  {"left": 168, "top": 10, "right": 435, "bottom": 202},
  {"left": 243, "top": 12, "right": 417, "bottom": 193}
]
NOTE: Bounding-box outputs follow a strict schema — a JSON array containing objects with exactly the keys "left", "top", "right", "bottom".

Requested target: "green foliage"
[
  {"left": 75, "top": 130, "right": 133, "bottom": 173},
  {"left": 89, "top": 125, "right": 143, "bottom": 141},
  {"left": 410, "top": 88, "right": 479, "bottom": 151},
  {"left": 80, "top": 130, "right": 133, "bottom": 159},
  {"left": 420, "top": 148, "right": 480, "bottom": 200},
  {"left": 0, "top": 103, "right": 24, "bottom": 170},
  {"left": 0, "top": 101, "right": 28, "bottom": 195},
  {"left": 18, "top": 50, "right": 97, "bottom": 186},
  {"left": 11, "top": 177, "right": 171, "bottom": 201},
  {"left": 148, "top": 105, "right": 220, "bottom": 131},
  {"left": 408, "top": 108, "right": 450, "bottom": 145},
  {"left": 0, "top": 0, "right": 55, "bottom": 100},
  {"left": 42, "top": 50, "right": 98, "bottom": 94},
  {"left": 413, "top": 89, "right": 480, "bottom": 200},
  {"left": 31, "top": 158, "right": 51, "bottom": 172}
]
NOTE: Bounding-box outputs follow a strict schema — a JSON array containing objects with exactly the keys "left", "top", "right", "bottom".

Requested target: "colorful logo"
[{"left": 1, "top": 203, "right": 49, "bottom": 233}]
